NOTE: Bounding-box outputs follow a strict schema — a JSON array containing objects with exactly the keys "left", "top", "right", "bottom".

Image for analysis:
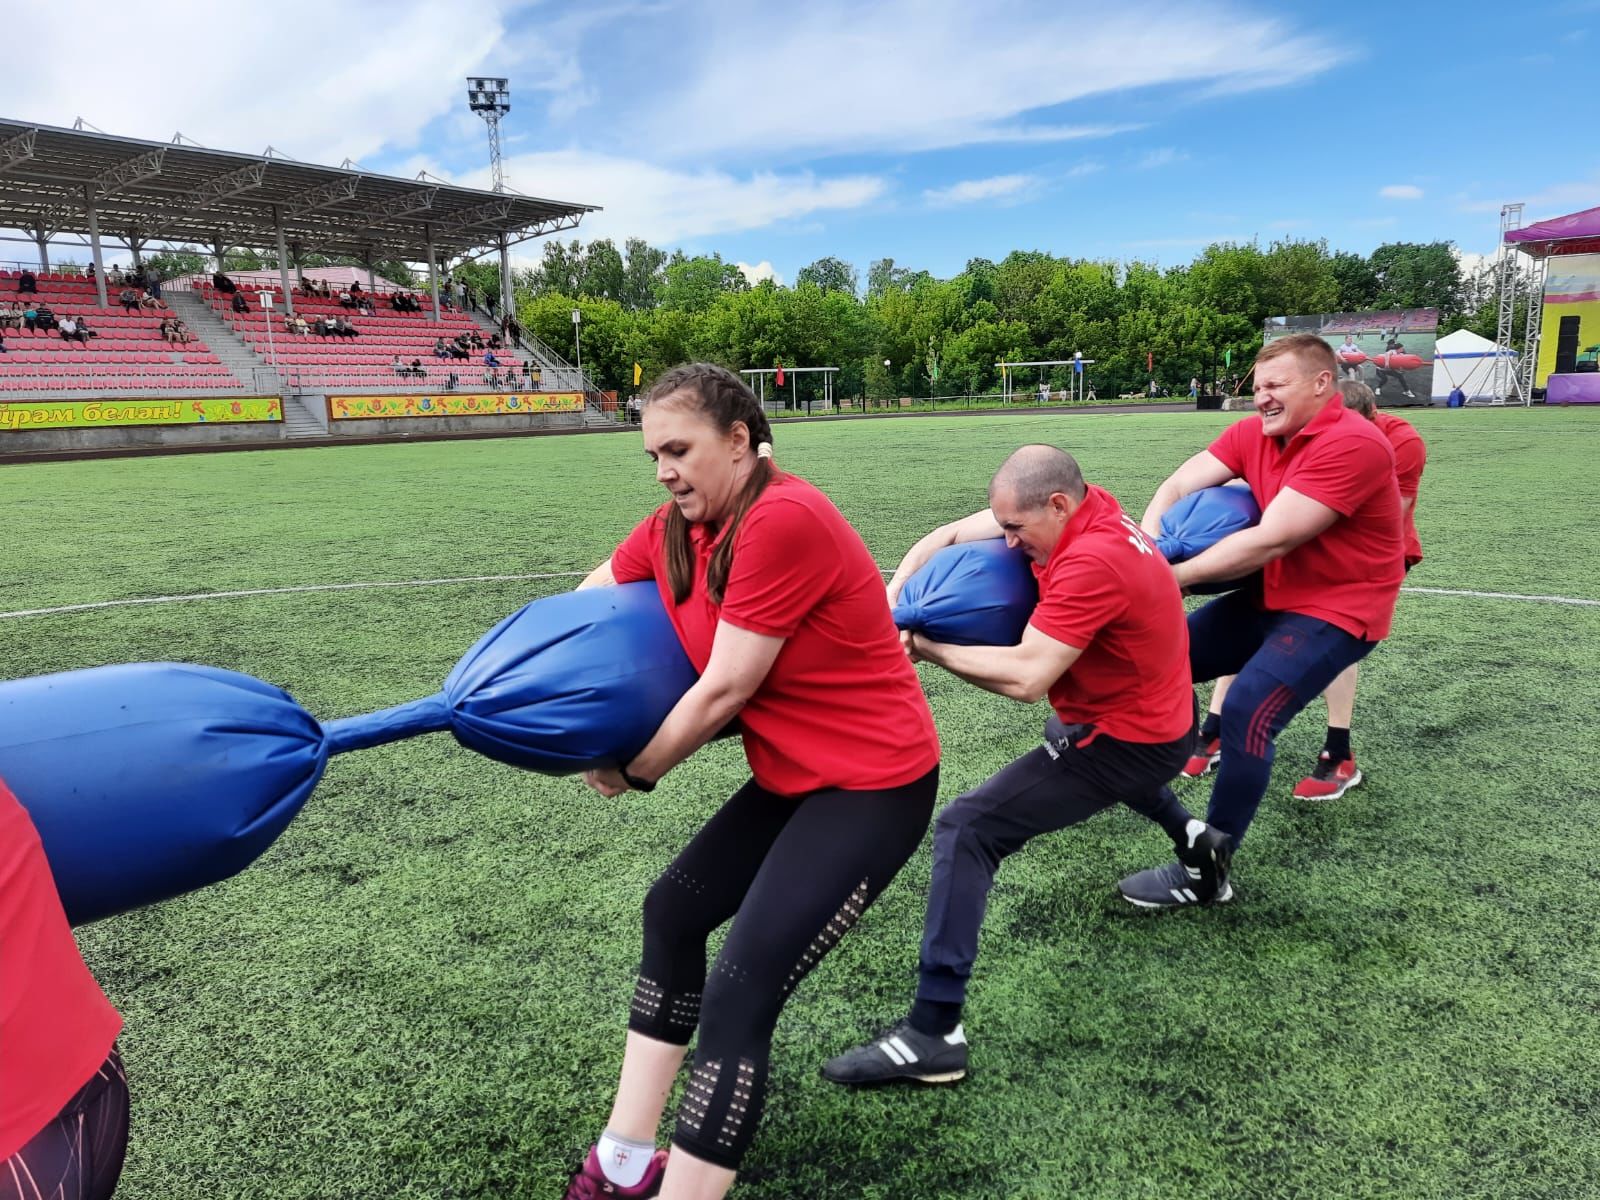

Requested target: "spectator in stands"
[
  {"left": 85, "top": 263, "right": 96, "bottom": 282},
  {"left": 285, "top": 313, "right": 308, "bottom": 337},
  {"left": 138, "top": 291, "right": 164, "bottom": 311},
  {"left": 467, "top": 330, "right": 484, "bottom": 350},
  {"left": 356, "top": 295, "right": 376, "bottom": 317},
  {"left": 32, "top": 304, "right": 57, "bottom": 333},
  {"left": 21, "top": 305, "right": 39, "bottom": 331},
  {"left": 451, "top": 334, "right": 471, "bottom": 360},
  {"left": 350, "top": 280, "right": 364, "bottom": 298},
  {"left": 231, "top": 291, "right": 250, "bottom": 315},
  {"left": 108, "top": 265, "right": 124, "bottom": 286},
  {"left": 212, "top": 272, "right": 237, "bottom": 295},
  {"left": 17, "top": 269, "right": 37, "bottom": 294},
  {"left": 57, "top": 315, "right": 82, "bottom": 344},
  {"left": 408, "top": 358, "right": 425, "bottom": 379},
  {"left": 0, "top": 301, "right": 18, "bottom": 330},
  {"left": 337, "top": 288, "right": 354, "bottom": 309},
  {"left": 118, "top": 286, "right": 140, "bottom": 312},
  {"left": 335, "top": 317, "right": 360, "bottom": 339},
  {"left": 525, "top": 361, "right": 540, "bottom": 390},
  {"left": 144, "top": 265, "right": 162, "bottom": 298},
  {"left": 433, "top": 336, "right": 451, "bottom": 358},
  {"left": 392, "top": 355, "right": 408, "bottom": 378},
  {"left": 488, "top": 332, "right": 503, "bottom": 351}
]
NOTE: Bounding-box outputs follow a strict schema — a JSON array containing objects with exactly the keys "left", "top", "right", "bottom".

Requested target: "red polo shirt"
[
  {"left": 1374, "top": 410, "right": 1426, "bottom": 567},
  {"left": 611, "top": 472, "right": 939, "bottom": 797},
  {"left": 1027, "top": 485, "right": 1194, "bottom": 744},
  {"left": 0, "top": 778, "right": 122, "bottom": 1163},
  {"left": 1209, "top": 397, "right": 1404, "bottom": 640}
]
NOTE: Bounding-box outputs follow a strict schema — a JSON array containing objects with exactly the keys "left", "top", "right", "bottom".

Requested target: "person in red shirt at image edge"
[
  {"left": 561, "top": 363, "right": 940, "bottom": 1200},
  {"left": 818, "top": 444, "right": 1232, "bottom": 1087},
  {"left": 1119, "top": 333, "right": 1405, "bottom": 909},
  {"left": 0, "top": 777, "right": 129, "bottom": 1200},
  {"left": 1184, "top": 378, "right": 1425, "bottom": 802}
]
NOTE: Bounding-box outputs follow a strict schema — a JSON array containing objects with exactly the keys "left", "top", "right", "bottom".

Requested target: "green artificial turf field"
[{"left": 4, "top": 407, "right": 1598, "bottom": 1199}]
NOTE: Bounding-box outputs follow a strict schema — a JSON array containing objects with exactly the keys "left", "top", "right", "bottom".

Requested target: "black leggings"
[
  {"left": 1, "top": 1046, "right": 127, "bottom": 1200},
  {"left": 630, "top": 767, "right": 938, "bottom": 1170}
]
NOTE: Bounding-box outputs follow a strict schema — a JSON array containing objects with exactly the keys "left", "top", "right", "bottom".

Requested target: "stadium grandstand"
[{"left": 0, "top": 117, "right": 601, "bottom": 451}]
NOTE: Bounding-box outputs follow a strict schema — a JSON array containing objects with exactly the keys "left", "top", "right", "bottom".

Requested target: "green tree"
[
  {"left": 621, "top": 238, "right": 667, "bottom": 310},
  {"left": 659, "top": 252, "right": 748, "bottom": 312},
  {"left": 579, "top": 239, "right": 627, "bottom": 303},
  {"left": 1369, "top": 241, "right": 1465, "bottom": 322},
  {"left": 1330, "top": 251, "right": 1380, "bottom": 312},
  {"left": 795, "top": 256, "right": 858, "bottom": 296}
]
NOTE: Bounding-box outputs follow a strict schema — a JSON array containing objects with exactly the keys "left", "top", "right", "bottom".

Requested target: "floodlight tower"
[
  {"left": 467, "top": 77, "right": 511, "bottom": 194},
  {"left": 468, "top": 77, "right": 515, "bottom": 327}
]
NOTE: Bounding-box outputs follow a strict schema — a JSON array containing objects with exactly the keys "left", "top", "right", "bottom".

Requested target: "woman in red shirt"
[
  {"left": 0, "top": 777, "right": 128, "bottom": 1200},
  {"left": 563, "top": 364, "right": 940, "bottom": 1199}
]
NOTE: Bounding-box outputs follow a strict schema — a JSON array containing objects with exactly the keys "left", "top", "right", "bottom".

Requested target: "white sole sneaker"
[{"left": 1297, "top": 767, "right": 1363, "bottom": 802}]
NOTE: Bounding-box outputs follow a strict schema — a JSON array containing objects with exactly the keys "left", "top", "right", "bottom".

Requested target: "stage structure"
[
  {"left": 0, "top": 117, "right": 598, "bottom": 325},
  {"left": 1503, "top": 202, "right": 1600, "bottom": 406},
  {"left": 739, "top": 366, "right": 838, "bottom": 414}
]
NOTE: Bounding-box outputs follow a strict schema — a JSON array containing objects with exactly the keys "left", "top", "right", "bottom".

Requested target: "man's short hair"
[
  {"left": 1340, "top": 380, "right": 1377, "bottom": 419},
  {"left": 989, "top": 444, "right": 1086, "bottom": 510},
  {"left": 1256, "top": 333, "right": 1338, "bottom": 380}
]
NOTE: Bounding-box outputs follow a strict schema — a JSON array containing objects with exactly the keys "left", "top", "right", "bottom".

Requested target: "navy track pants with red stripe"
[{"left": 1187, "top": 588, "right": 1377, "bottom": 843}]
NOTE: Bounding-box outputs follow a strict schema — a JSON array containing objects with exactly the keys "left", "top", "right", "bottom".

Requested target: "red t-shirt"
[
  {"left": 611, "top": 472, "right": 940, "bottom": 797},
  {"left": 1209, "top": 397, "right": 1405, "bottom": 640},
  {"left": 1374, "top": 410, "right": 1426, "bottom": 567},
  {"left": 1027, "top": 485, "right": 1194, "bottom": 744},
  {"left": 0, "top": 778, "right": 122, "bottom": 1162}
]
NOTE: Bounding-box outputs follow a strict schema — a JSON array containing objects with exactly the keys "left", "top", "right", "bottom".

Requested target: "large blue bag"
[
  {"left": 892, "top": 539, "right": 1038, "bottom": 646},
  {"left": 1155, "top": 484, "right": 1261, "bottom": 563},
  {"left": 1, "top": 583, "right": 697, "bottom": 925}
]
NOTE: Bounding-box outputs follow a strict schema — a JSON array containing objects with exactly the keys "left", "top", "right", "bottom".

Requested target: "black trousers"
[
  {"left": 916, "top": 719, "right": 1189, "bottom": 1005},
  {"left": 630, "top": 767, "right": 938, "bottom": 1170}
]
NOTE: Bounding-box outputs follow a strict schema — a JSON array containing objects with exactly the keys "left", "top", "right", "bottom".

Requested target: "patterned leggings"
[
  {"left": 629, "top": 768, "right": 938, "bottom": 1170},
  {"left": 2, "top": 1046, "right": 127, "bottom": 1200}
]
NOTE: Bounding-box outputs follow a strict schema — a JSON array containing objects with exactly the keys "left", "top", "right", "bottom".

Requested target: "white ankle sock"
[{"left": 597, "top": 1130, "right": 655, "bottom": 1188}]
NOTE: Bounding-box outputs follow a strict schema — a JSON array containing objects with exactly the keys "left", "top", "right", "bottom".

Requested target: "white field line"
[{"left": 2, "top": 573, "right": 1597, "bottom": 620}]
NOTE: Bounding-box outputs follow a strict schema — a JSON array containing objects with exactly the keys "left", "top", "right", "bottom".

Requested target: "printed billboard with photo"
[{"left": 1263, "top": 307, "right": 1439, "bottom": 405}]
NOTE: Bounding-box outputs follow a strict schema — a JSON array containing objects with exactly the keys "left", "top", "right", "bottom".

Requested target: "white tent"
[{"left": 1431, "top": 328, "right": 1517, "bottom": 404}]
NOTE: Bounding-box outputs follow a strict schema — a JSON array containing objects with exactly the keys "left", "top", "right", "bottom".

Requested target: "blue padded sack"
[
  {"left": 892, "top": 539, "right": 1038, "bottom": 646},
  {"left": 1156, "top": 484, "right": 1262, "bottom": 596},
  {"left": 0, "top": 663, "right": 328, "bottom": 926}
]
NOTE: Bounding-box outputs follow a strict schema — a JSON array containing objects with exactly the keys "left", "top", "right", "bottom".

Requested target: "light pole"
[
  {"left": 882, "top": 357, "right": 891, "bottom": 411},
  {"left": 572, "top": 307, "right": 583, "bottom": 399}
]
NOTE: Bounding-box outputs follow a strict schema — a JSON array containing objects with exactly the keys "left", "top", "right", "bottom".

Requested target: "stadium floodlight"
[{"left": 466, "top": 77, "right": 511, "bottom": 194}]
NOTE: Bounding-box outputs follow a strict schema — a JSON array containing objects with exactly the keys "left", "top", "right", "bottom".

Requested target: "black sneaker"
[
  {"left": 821, "top": 1019, "right": 969, "bottom": 1086},
  {"left": 1176, "top": 818, "right": 1233, "bottom": 897},
  {"left": 1118, "top": 856, "right": 1234, "bottom": 909}
]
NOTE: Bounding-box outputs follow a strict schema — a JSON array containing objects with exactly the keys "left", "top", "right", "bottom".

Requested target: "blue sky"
[{"left": 9, "top": 0, "right": 1599, "bottom": 281}]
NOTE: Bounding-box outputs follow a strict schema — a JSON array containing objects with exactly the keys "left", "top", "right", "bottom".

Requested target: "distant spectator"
[
  {"left": 85, "top": 262, "right": 96, "bottom": 281},
  {"left": 212, "top": 272, "right": 236, "bottom": 295},
  {"left": 17, "top": 269, "right": 37, "bottom": 294},
  {"left": 0, "top": 329, "right": 6, "bottom": 353},
  {"left": 21, "top": 305, "right": 39, "bottom": 332},
  {"left": 118, "top": 286, "right": 139, "bottom": 312},
  {"left": 0, "top": 301, "right": 18, "bottom": 330},
  {"left": 108, "top": 265, "right": 124, "bottom": 286},
  {"left": 488, "top": 333, "right": 503, "bottom": 351},
  {"left": 32, "top": 304, "right": 56, "bottom": 333},
  {"left": 356, "top": 296, "right": 375, "bottom": 316},
  {"left": 285, "top": 313, "right": 309, "bottom": 336},
  {"left": 408, "top": 358, "right": 425, "bottom": 379},
  {"left": 392, "top": 355, "right": 408, "bottom": 377},
  {"left": 350, "top": 280, "right": 364, "bottom": 296},
  {"left": 335, "top": 317, "right": 359, "bottom": 339},
  {"left": 138, "top": 292, "right": 164, "bottom": 311},
  {"left": 1188, "top": 376, "right": 1199, "bottom": 399},
  {"left": 231, "top": 291, "right": 250, "bottom": 314},
  {"left": 144, "top": 264, "right": 161, "bottom": 298},
  {"left": 58, "top": 315, "right": 82, "bottom": 344}
]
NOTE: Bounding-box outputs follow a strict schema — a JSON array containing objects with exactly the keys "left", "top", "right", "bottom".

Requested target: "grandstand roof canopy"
[{"left": 0, "top": 118, "right": 598, "bottom": 263}]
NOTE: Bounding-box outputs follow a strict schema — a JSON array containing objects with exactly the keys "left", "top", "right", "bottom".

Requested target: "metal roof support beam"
[
  {"left": 283, "top": 175, "right": 360, "bottom": 217},
  {"left": 0, "top": 127, "right": 37, "bottom": 176},
  {"left": 83, "top": 186, "right": 108, "bottom": 306},
  {"left": 139, "top": 160, "right": 268, "bottom": 243},
  {"left": 434, "top": 197, "right": 514, "bottom": 234},
  {"left": 91, "top": 148, "right": 166, "bottom": 196}
]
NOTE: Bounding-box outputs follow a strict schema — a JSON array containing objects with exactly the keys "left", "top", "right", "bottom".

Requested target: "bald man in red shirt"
[
  {"left": 823, "top": 445, "right": 1231, "bottom": 1085},
  {"left": 1119, "top": 333, "right": 1404, "bottom": 908}
]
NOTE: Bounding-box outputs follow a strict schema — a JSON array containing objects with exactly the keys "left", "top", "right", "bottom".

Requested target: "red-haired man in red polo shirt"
[{"left": 1118, "top": 333, "right": 1404, "bottom": 908}]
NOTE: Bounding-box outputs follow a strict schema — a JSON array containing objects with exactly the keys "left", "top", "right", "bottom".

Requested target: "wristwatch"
[{"left": 621, "top": 766, "right": 656, "bottom": 793}]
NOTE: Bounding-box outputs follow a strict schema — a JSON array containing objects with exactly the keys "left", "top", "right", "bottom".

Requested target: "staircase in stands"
[
  {"left": 461, "top": 306, "right": 618, "bottom": 427},
  {"left": 167, "top": 292, "right": 328, "bottom": 439}
]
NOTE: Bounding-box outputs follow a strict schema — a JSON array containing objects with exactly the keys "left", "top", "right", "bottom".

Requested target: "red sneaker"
[
  {"left": 1292, "top": 753, "right": 1363, "bottom": 801},
  {"left": 564, "top": 1146, "right": 669, "bottom": 1198},
  {"left": 1181, "top": 734, "right": 1222, "bottom": 779}
]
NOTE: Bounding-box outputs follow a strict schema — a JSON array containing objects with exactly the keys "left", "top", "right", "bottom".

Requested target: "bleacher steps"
[{"left": 166, "top": 292, "right": 276, "bottom": 393}]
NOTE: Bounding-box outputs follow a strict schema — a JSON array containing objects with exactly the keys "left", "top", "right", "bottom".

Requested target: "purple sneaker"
[{"left": 563, "top": 1145, "right": 669, "bottom": 1198}]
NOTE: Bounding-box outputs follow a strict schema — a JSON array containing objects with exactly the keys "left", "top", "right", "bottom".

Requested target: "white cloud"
[
  {"left": 736, "top": 261, "right": 782, "bottom": 285},
  {"left": 923, "top": 174, "right": 1038, "bottom": 208},
  {"left": 1067, "top": 162, "right": 1105, "bottom": 177},
  {"left": 636, "top": 1, "right": 1346, "bottom": 159},
  {"left": 1456, "top": 172, "right": 1600, "bottom": 218},
  {"left": 448, "top": 150, "right": 888, "bottom": 243},
  {"left": 1379, "top": 184, "right": 1424, "bottom": 200},
  {"left": 2, "top": 1, "right": 518, "bottom": 166},
  {"left": 1137, "top": 147, "right": 1191, "bottom": 170}
]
